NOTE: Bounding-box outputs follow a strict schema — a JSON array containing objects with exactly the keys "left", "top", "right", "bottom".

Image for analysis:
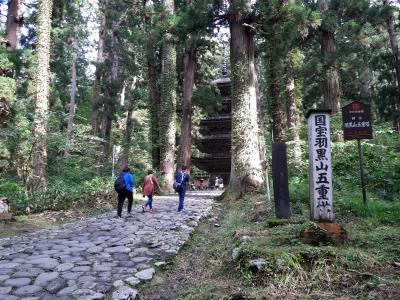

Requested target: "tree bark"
[
  {"left": 145, "top": 0, "right": 161, "bottom": 169},
  {"left": 285, "top": 50, "right": 301, "bottom": 164},
  {"left": 228, "top": 0, "right": 265, "bottom": 199},
  {"left": 120, "top": 79, "right": 138, "bottom": 167},
  {"left": 383, "top": 0, "right": 400, "bottom": 131},
  {"left": 320, "top": 0, "right": 341, "bottom": 114},
  {"left": 5, "top": 0, "right": 21, "bottom": 51},
  {"left": 64, "top": 30, "right": 78, "bottom": 158},
  {"left": 99, "top": 20, "right": 119, "bottom": 157},
  {"left": 91, "top": 0, "right": 108, "bottom": 135},
  {"left": 177, "top": 46, "right": 196, "bottom": 171},
  {"left": 270, "top": 56, "right": 285, "bottom": 142},
  {"left": 29, "top": 0, "right": 53, "bottom": 192},
  {"left": 159, "top": 0, "right": 177, "bottom": 187}
]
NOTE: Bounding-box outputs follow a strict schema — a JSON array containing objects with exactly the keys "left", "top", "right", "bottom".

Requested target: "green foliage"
[{"left": 0, "top": 176, "right": 114, "bottom": 215}]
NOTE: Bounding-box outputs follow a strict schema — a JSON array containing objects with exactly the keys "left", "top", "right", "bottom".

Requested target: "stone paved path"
[{"left": 0, "top": 191, "right": 217, "bottom": 300}]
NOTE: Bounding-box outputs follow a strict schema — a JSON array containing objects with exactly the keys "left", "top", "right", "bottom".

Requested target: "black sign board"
[
  {"left": 342, "top": 101, "right": 373, "bottom": 140},
  {"left": 272, "top": 142, "right": 291, "bottom": 218}
]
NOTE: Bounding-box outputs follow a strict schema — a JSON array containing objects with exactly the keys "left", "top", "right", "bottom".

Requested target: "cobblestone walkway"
[{"left": 0, "top": 191, "right": 217, "bottom": 300}]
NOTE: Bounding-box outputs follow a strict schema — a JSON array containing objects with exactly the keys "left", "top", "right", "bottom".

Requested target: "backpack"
[
  {"left": 172, "top": 172, "right": 184, "bottom": 192},
  {"left": 114, "top": 173, "right": 125, "bottom": 192}
]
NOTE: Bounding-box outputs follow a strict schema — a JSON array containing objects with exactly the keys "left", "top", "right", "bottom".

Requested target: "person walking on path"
[
  {"left": 176, "top": 165, "right": 190, "bottom": 213},
  {"left": 142, "top": 170, "right": 161, "bottom": 213},
  {"left": 115, "top": 166, "right": 135, "bottom": 218}
]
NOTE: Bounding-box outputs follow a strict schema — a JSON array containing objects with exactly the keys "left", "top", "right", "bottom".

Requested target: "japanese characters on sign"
[
  {"left": 342, "top": 101, "right": 373, "bottom": 140},
  {"left": 307, "top": 110, "right": 334, "bottom": 222}
]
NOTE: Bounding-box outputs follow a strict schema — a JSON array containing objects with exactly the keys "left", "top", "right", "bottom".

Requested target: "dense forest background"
[{"left": 0, "top": 0, "right": 399, "bottom": 215}]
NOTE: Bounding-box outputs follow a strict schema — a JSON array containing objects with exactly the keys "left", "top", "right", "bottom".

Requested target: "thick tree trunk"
[
  {"left": 177, "top": 46, "right": 196, "bottom": 171},
  {"left": 270, "top": 56, "right": 285, "bottom": 142},
  {"left": 285, "top": 50, "right": 301, "bottom": 164},
  {"left": 228, "top": 0, "right": 265, "bottom": 199},
  {"left": 99, "top": 20, "right": 119, "bottom": 157},
  {"left": 159, "top": 0, "right": 177, "bottom": 187},
  {"left": 320, "top": 0, "right": 341, "bottom": 114},
  {"left": 120, "top": 79, "right": 137, "bottom": 168},
  {"left": 64, "top": 31, "right": 78, "bottom": 157},
  {"left": 145, "top": 0, "right": 161, "bottom": 169},
  {"left": 383, "top": 0, "right": 400, "bottom": 131},
  {"left": 29, "top": 0, "right": 53, "bottom": 192},
  {"left": 91, "top": 0, "right": 108, "bottom": 135},
  {"left": 5, "top": 0, "right": 21, "bottom": 51}
]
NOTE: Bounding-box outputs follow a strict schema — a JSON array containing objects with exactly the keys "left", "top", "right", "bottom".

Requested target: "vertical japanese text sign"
[{"left": 307, "top": 110, "right": 334, "bottom": 222}]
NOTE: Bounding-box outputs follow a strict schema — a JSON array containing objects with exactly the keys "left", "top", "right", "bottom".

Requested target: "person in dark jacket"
[
  {"left": 176, "top": 165, "right": 190, "bottom": 212},
  {"left": 116, "top": 166, "right": 135, "bottom": 217}
]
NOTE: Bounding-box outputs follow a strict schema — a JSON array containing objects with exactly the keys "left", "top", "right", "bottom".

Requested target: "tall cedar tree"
[
  {"left": 383, "top": 0, "right": 400, "bottom": 131},
  {"left": 159, "top": 0, "right": 177, "bottom": 187},
  {"left": 145, "top": 0, "right": 161, "bottom": 169},
  {"left": 320, "top": 0, "right": 341, "bottom": 113},
  {"left": 227, "top": 0, "right": 265, "bottom": 199},
  {"left": 91, "top": 0, "right": 108, "bottom": 135},
  {"left": 29, "top": 0, "right": 53, "bottom": 192},
  {"left": 5, "top": 0, "right": 22, "bottom": 51}
]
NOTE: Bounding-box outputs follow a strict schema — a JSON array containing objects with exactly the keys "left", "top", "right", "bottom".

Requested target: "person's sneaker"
[
  {"left": 178, "top": 209, "right": 187, "bottom": 214},
  {"left": 142, "top": 205, "right": 146, "bottom": 213},
  {"left": 127, "top": 212, "right": 133, "bottom": 217},
  {"left": 149, "top": 208, "right": 154, "bottom": 213}
]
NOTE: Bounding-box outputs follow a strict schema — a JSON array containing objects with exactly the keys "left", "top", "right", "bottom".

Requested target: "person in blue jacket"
[
  {"left": 117, "top": 166, "right": 135, "bottom": 217},
  {"left": 176, "top": 165, "right": 190, "bottom": 212}
]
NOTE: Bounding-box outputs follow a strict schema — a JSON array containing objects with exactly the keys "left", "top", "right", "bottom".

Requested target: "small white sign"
[{"left": 307, "top": 111, "right": 334, "bottom": 222}]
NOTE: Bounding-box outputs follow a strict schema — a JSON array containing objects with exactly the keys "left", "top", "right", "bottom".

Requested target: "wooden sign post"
[
  {"left": 306, "top": 110, "right": 334, "bottom": 222},
  {"left": 342, "top": 101, "right": 373, "bottom": 204}
]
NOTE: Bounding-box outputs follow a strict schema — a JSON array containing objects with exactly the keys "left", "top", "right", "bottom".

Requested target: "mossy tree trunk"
[
  {"left": 65, "top": 29, "right": 78, "bottom": 158},
  {"left": 5, "top": 0, "right": 21, "bottom": 51},
  {"left": 285, "top": 50, "right": 301, "bottom": 164},
  {"left": 91, "top": 0, "right": 108, "bottom": 135},
  {"left": 159, "top": 0, "right": 177, "bottom": 187},
  {"left": 383, "top": 0, "right": 400, "bottom": 131},
  {"left": 227, "top": 0, "right": 265, "bottom": 199},
  {"left": 145, "top": 0, "right": 161, "bottom": 169},
  {"left": 320, "top": 0, "right": 341, "bottom": 114},
  {"left": 270, "top": 55, "right": 285, "bottom": 142},
  {"left": 99, "top": 20, "right": 119, "bottom": 157},
  {"left": 120, "top": 79, "right": 138, "bottom": 168},
  {"left": 29, "top": 0, "right": 53, "bottom": 192},
  {"left": 177, "top": 45, "right": 196, "bottom": 171}
]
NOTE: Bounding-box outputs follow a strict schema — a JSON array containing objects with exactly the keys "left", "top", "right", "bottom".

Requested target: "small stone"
[
  {"left": 125, "top": 277, "right": 140, "bottom": 286},
  {"left": 46, "top": 278, "right": 67, "bottom": 294},
  {"left": 35, "top": 272, "right": 59, "bottom": 286},
  {"left": 4, "top": 277, "right": 31, "bottom": 287},
  {"left": 154, "top": 261, "right": 166, "bottom": 267},
  {"left": 57, "top": 263, "right": 74, "bottom": 272},
  {"left": 93, "top": 264, "right": 112, "bottom": 272},
  {"left": 13, "top": 285, "right": 42, "bottom": 295},
  {"left": 112, "top": 286, "right": 138, "bottom": 300},
  {"left": 71, "top": 266, "right": 91, "bottom": 272},
  {"left": 104, "top": 246, "right": 130, "bottom": 254},
  {"left": 131, "top": 256, "right": 149, "bottom": 263},
  {"left": 240, "top": 235, "right": 251, "bottom": 243},
  {"left": 214, "top": 223, "right": 220, "bottom": 227},
  {"left": 57, "top": 285, "right": 78, "bottom": 296},
  {"left": 232, "top": 248, "right": 240, "bottom": 261},
  {"left": 134, "top": 268, "right": 155, "bottom": 281},
  {"left": 276, "top": 258, "right": 286, "bottom": 267},
  {"left": 0, "top": 286, "right": 12, "bottom": 294},
  {"left": 0, "top": 275, "right": 10, "bottom": 281},
  {"left": 0, "top": 262, "right": 20, "bottom": 269},
  {"left": 30, "top": 258, "right": 59, "bottom": 270},
  {"left": 0, "top": 295, "right": 19, "bottom": 300},
  {"left": 113, "top": 280, "right": 124, "bottom": 288},
  {"left": 248, "top": 259, "right": 266, "bottom": 272}
]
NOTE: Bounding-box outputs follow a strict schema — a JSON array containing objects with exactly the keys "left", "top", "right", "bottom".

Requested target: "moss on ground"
[{"left": 139, "top": 194, "right": 400, "bottom": 299}]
